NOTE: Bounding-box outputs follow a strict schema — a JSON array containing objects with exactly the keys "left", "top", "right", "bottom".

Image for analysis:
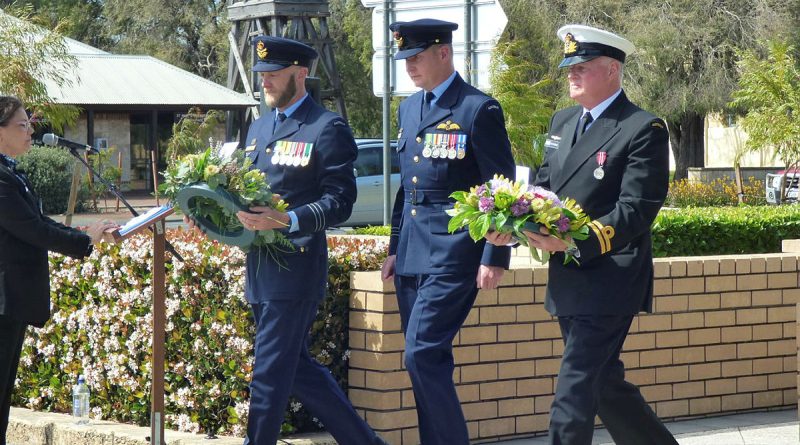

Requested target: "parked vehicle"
[
  {"left": 766, "top": 169, "right": 800, "bottom": 204},
  {"left": 340, "top": 139, "right": 400, "bottom": 226}
]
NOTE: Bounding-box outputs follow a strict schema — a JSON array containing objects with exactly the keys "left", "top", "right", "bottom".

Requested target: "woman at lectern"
[{"left": 0, "top": 95, "right": 117, "bottom": 444}]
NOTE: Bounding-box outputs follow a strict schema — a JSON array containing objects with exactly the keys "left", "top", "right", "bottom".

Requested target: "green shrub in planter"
[
  {"left": 13, "top": 231, "right": 387, "bottom": 438},
  {"left": 16, "top": 145, "right": 88, "bottom": 214},
  {"left": 349, "top": 225, "right": 391, "bottom": 236},
  {"left": 652, "top": 205, "right": 800, "bottom": 257}
]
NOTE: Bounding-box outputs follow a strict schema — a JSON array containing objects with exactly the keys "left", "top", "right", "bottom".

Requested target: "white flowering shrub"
[{"left": 12, "top": 230, "right": 387, "bottom": 437}]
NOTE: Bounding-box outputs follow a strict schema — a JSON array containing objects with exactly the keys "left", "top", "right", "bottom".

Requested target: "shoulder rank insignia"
[
  {"left": 588, "top": 220, "right": 615, "bottom": 255},
  {"left": 651, "top": 120, "right": 665, "bottom": 129},
  {"left": 436, "top": 120, "right": 461, "bottom": 131}
]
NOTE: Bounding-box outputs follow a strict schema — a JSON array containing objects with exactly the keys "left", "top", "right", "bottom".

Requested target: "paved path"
[{"left": 494, "top": 409, "right": 798, "bottom": 445}]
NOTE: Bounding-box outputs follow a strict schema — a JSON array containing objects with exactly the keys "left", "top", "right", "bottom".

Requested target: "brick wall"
[{"left": 348, "top": 253, "right": 799, "bottom": 444}]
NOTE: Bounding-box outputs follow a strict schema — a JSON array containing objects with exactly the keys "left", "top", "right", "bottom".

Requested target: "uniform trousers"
[
  {"left": 244, "top": 299, "right": 380, "bottom": 445},
  {"left": 395, "top": 273, "right": 479, "bottom": 445},
  {"left": 0, "top": 316, "right": 26, "bottom": 445},
  {"left": 549, "top": 314, "right": 677, "bottom": 445}
]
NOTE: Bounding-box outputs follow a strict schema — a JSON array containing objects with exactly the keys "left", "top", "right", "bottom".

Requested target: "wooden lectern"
[{"left": 111, "top": 205, "right": 175, "bottom": 445}]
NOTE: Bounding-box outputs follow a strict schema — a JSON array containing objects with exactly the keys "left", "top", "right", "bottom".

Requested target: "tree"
[
  {"left": 611, "top": 0, "right": 797, "bottom": 180},
  {"left": 0, "top": 5, "right": 80, "bottom": 130},
  {"left": 101, "top": 0, "right": 229, "bottom": 83},
  {"left": 327, "top": 0, "right": 388, "bottom": 137},
  {"left": 0, "top": 0, "right": 110, "bottom": 48},
  {"left": 498, "top": 0, "right": 799, "bottom": 180},
  {"left": 730, "top": 41, "right": 800, "bottom": 198},
  {"left": 489, "top": 40, "right": 553, "bottom": 169}
]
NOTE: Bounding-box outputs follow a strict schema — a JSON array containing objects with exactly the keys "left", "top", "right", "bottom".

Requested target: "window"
[{"left": 354, "top": 142, "right": 400, "bottom": 176}]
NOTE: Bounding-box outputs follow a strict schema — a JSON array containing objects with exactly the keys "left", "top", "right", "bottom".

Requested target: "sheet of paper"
[
  {"left": 218, "top": 141, "right": 239, "bottom": 161},
  {"left": 119, "top": 205, "right": 173, "bottom": 236},
  {"left": 516, "top": 165, "right": 531, "bottom": 185}
]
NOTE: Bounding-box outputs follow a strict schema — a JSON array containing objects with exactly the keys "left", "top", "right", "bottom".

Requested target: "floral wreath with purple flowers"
[{"left": 447, "top": 174, "right": 591, "bottom": 264}]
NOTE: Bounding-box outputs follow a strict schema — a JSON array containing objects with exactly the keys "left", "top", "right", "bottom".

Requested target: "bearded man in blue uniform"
[
  {"left": 488, "top": 25, "right": 679, "bottom": 445},
  {"left": 380, "top": 19, "right": 516, "bottom": 445},
  {"left": 212, "top": 36, "right": 386, "bottom": 445}
]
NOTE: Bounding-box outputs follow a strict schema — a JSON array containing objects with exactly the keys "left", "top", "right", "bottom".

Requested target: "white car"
[{"left": 341, "top": 139, "right": 400, "bottom": 226}]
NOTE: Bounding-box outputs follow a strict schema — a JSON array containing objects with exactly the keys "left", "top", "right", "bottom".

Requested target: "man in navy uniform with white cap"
[
  {"left": 380, "top": 19, "right": 516, "bottom": 445},
  {"left": 488, "top": 25, "right": 678, "bottom": 444},
  {"left": 225, "top": 35, "right": 386, "bottom": 445}
]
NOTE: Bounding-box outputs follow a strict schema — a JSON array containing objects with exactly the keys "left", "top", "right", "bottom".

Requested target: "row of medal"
[
  {"left": 422, "top": 133, "right": 467, "bottom": 160},
  {"left": 271, "top": 140, "right": 314, "bottom": 167}
]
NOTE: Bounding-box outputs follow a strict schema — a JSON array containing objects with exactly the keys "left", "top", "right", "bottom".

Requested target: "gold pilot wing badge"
[{"left": 436, "top": 120, "right": 462, "bottom": 131}]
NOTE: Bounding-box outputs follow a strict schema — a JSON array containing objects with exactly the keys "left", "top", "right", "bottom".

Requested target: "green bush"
[
  {"left": 16, "top": 145, "right": 89, "bottom": 214},
  {"left": 348, "top": 225, "right": 391, "bottom": 236},
  {"left": 652, "top": 205, "right": 800, "bottom": 257},
  {"left": 13, "top": 231, "right": 387, "bottom": 438},
  {"left": 666, "top": 176, "right": 766, "bottom": 207}
]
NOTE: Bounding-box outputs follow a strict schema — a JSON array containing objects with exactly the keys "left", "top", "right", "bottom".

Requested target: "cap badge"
[
  {"left": 393, "top": 31, "right": 404, "bottom": 48},
  {"left": 564, "top": 33, "right": 578, "bottom": 55},
  {"left": 257, "top": 41, "right": 268, "bottom": 60}
]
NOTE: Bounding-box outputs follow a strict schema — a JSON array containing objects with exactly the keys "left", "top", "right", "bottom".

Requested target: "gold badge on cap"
[
  {"left": 257, "top": 41, "right": 268, "bottom": 60},
  {"left": 393, "top": 31, "right": 404, "bottom": 48},
  {"left": 564, "top": 33, "right": 578, "bottom": 56}
]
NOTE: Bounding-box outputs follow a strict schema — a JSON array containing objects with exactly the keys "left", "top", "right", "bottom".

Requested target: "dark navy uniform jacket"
[
  {"left": 0, "top": 159, "right": 91, "bottom": 327},
  {"left": 243, "top": 97, "right": 357, "bottom": 301},
  {"left": 534, "top": 91, "right": 669, "bottom": 316},
  {"left": 389, "top": 73, "right": 516, "bottom": 275}
]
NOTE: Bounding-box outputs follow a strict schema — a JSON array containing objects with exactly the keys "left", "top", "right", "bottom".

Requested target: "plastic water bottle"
[{"left": 72, "top": 374, "right": 90, "bottom": 425}]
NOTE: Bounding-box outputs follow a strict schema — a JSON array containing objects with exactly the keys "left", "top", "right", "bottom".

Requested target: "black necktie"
[
  {"left": 273, "top": 112, "right": 286, "bottom": 134},
  {"left": 422, "top": 91, "right": 435, "bottom": 117},
  {"left": 574, "top": 112, "right": 593, "bottom": 145}
]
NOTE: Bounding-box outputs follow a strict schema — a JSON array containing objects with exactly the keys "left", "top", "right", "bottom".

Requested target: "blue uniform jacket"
[
  {"left": 389, "top": 73, "right": 516, "bottom": 275},
  {"left": 535, "top": 91, "right": 670, "bottom": 316},
  {"left": 243, "top": 97, "right": 357, "bottom": 301}
]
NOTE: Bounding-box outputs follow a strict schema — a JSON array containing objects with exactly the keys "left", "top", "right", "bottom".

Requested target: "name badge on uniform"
[{"left": 544, "top": 135, "right": 560, "bottom": 151}]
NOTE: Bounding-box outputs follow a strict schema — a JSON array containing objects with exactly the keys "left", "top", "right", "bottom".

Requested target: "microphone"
[{"left": 41, "top": 134, "right": 100, "bottom": 154}]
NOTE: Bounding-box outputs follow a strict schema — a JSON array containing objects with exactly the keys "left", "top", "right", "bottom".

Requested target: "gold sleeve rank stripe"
[{"left": 589, "top": 220, "right": 615, "bottom": 254}]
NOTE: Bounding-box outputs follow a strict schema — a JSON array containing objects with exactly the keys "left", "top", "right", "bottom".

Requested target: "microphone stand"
[{"left": 66, "top": 147, "right": 184, "bottom": 263}]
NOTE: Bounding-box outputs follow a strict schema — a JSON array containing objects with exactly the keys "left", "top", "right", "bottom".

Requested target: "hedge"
[
  {"left": 16, "top": 146, "right": 87, "bottom": 214},
  {"left": 652, "top": 205, "right": 800, "bottom": 257},
  {"left": 13, "top": 231, "right": 387, "bottom": 437},
  {"left": 350, "top": 205, "right": 800, "bottom": 258}
]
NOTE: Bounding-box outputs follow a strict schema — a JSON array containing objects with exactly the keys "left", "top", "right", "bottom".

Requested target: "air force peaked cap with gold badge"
[
  {"left": 389, "top": 19, "right": 458, "bottom": 60},
  {"left": 557, "top": 24, "right": 635, "bottom": 68},
  {"left": 251, "top": 36, "right": 318, "bottom": 72}
]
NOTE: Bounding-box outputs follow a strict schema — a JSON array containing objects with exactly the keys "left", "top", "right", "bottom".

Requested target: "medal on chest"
[{"left": 594, "top": 152, "right": 607, "bottom": 180}]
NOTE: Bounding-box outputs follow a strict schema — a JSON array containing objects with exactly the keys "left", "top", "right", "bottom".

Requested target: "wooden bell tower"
[{"left": 226, "top": 0, "right": 347, "bottom": 126}]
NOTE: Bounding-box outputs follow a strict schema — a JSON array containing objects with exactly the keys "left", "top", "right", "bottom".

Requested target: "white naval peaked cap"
[{"left": 557, "top": 24, "right": 635, "bottom": 68}]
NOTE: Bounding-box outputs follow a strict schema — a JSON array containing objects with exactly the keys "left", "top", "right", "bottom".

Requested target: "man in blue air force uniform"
[
  {"left": 230, "top": 36, "right": 386, "bottom": 445},
  {"left": 489, "top": 25, "right": 678, "bottom": 445},
  {"left": 379, "top": 19, "right": 516, "bottom": 445}
]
